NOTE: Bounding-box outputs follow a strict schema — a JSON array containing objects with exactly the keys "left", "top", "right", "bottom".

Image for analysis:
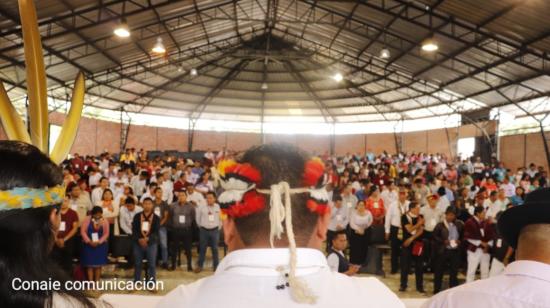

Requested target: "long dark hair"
[{"left": 0, "top": 141, "right": 93, "bottom": 307}]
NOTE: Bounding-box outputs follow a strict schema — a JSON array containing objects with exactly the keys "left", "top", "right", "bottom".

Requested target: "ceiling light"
[
  {"left": 152, "top": 37, "right": 166, "bottom": 54},
  {"left": 332, "top": 72, "right": 343, "bottom": 82},
  {"left": 113, "top": 19, "right": 130, "bottom": 38},
  {"left": 261, "top": 82, "right": 268, "bottom": 90},
  {"left": 190, "top": 68, "right": 198, "bottom": 76},
  {"left": 379, "top": 48, "right": 390, "bottom": 59},
  {"left": 421, "top": 37, "right": 438, "bottom": 52}
]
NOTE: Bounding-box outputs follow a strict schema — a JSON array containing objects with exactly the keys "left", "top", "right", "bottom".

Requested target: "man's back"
[
  {"left": 423, "top": 260, "right": 550, "bottom": 308},
  {"left": 157, "top": 248, "right": 404, "bottom": 308}
]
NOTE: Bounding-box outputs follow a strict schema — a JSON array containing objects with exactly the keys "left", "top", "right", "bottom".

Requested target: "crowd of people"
[
  {"left": 56, "top": 148, "right": 224, "bottom": 284},
  {"left": 1, "top": 140, "right": 549, "bottom": 308},
  {"left": 321, "top": 151, "right": 546, "bottom": 295},
  {"left": 52, "top": 147, "right": 547, "bottom": 294}
]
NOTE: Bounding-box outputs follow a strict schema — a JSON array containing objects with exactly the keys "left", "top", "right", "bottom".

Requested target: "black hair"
[
  {"left": 445, "top": 206, "right": 458, "bottom": 215},
  {"left": 409, "top": 201, "right": 420, "bottom": 209},
  {"left": 0, "top": 141, "right": 93, "bottom": 307},
  {"left": 206, "top": 191, "right": 217, "bottom": 198},
  {"left": 333, "top": 194, "right": 343, "bottom": 202},
  {"left": 153, "top": 187, "right": 162, "bottom": 193},
  {"left": 125, "top": 197, "right": 136, "bottom": 205},
  {"left": 437, "top": 186, "right": 446, "bottom": 196},
  {"left": 332, "top": 230, "right": 347, "bottom": 242},
  {"left": 91, "top": 206, "right": 103, "bottom": 215},
  {"left": 101, "top": 188, "right": 113, "bottom": 200},
  {"left": 235, "top": 144, "right": 318, "bottom": 246},
  {"left": 474, "top": 206, "right": 485, "bottom": 216},
  {"left": 142, "top": 197, "right": 153, "bottom": 203}
]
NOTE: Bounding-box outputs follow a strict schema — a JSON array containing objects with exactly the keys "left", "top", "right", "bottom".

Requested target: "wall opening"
[{"left": 457, "top": 137, "right": 475, "bottom": 160}]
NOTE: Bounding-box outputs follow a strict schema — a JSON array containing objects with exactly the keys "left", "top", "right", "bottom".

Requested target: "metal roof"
[{"left": 0, "top": 0, "right": 549, "bottom": 124}]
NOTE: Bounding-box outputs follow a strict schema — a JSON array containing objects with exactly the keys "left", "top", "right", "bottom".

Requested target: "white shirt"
[
  {"left": 342, "top": 194, "right": 358, "bottom": 209},
  {"left": 328, "top": 204, "right": 350, "bottom": 231},
  {"left": 349, "top": 210, "right": 373, "bottom": 233},
  {"left": 157, "top": 248, "right": 404, "bottom": 308},
  {"left": 161, "top": 180, "right": 174, "bottom": 203},
  {"left": 484, "top": 199, "right": 503, "bottom": 220},
  {"left": 422, "top": 260, "right": 550, "bottom": 308},
  {"left": 187, "top": 191, "right": 206, "bottom": 207},
  {"left": 420, "top": 205, "right": 443, "bottom": 232},
  {"left": 385, "top": 200, "right": 410, "bottom": 233},
  {"left": 89, "top": 172, "right": 102, "bottom": 187},
  {"left": 436, "top": 196, "right": 450, "bottom": 213},
  {"left": 380, "top": 189, "right": 398, "bottom": 208},
  {"left": 91, "top": 187, "right": 105, "bottom": 206},
  {"left": 327, "top": 250, "right": 346, "bottom": 272}
]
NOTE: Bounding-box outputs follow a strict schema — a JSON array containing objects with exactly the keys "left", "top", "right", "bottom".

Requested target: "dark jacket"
[
  {"left": 432, "top": 220, "right": 464, "bottom": 255},
  {"left": 132, "top": 211, "right": 160, "bottom": 245},
  {"left": 464, "top": 217, "right": 493, "bottom": 252}
]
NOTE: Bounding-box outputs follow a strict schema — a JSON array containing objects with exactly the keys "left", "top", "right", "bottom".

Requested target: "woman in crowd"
[
  {"left": 510, "top": 186, "right": 525, "bottom": 206},
  {"left": 51, "top": 196, "right": 80, "bottom": 274},
  {"left": 195, "top": 171, "right": 214, "bottom": 194},
  {"left": 0, "top": 141, "right": 95, "bottom": 307},
  {"left": 81, "top": 206, "right": 109, "bottom": 281},
  {"left": 365, "top": 185, "right": 386, "bottom": 225},
  {"left": 349, "top": 200, "right": 373, "bottom": 265},
  {"left": 99, "top": 188, "right": 120, "bottom": 238}
]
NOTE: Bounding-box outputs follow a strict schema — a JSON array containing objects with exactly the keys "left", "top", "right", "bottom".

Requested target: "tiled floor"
[{"left": 101, "top": 248, "right": 466, "bottom": 299}]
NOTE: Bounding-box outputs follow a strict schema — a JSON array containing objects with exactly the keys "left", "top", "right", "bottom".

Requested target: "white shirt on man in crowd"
[
  {"left": 384, "top": 200, "right": 410, "bottom": 234},
  {"left": 187, "top": 189, "right": 207, "bottom": 207},
  {"left": 328, "top": 202, "right": 350, "bottom": 232}
]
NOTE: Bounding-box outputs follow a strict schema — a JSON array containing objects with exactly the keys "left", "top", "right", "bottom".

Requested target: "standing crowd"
[
  {"left": 54, "top": 147, "right": 547, "bottom": 295},
  {"left": 55, "top": 148, "right": 224, "bottom": 285}
]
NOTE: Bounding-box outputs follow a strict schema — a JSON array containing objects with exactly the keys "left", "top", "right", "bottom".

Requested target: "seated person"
[
  {"left": 327, "top": 230, "right": 360, "bottom": 276},
  {"left": 157, "top": 144, "right": 403, "bottom": 307}
]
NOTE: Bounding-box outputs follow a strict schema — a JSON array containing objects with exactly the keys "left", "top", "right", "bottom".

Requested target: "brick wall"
[{"left": 1, "top": 114, "right": 547, "bottom": 171}]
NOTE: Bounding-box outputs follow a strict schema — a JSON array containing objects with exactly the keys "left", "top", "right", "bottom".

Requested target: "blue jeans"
[
  {"left": 133, "top": 241, "right": 157, "bottom": 282},
  {"left": 159, "top": 226, "right": 168, "bottom": 265},
  {"left": 198, "top": 227, "right": 220, "bottom": 269}
]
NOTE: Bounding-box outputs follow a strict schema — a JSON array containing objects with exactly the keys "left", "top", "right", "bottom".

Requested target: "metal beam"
[{"left": 284, "top": 61, "right": 336, "bottom": 123}]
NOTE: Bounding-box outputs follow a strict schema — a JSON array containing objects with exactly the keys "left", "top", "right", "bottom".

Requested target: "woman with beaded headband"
[
  {"left": 0, "top": 141, "right": 107, "bottom": 307},
  {"left": 158, "top": 143, "right": 403, "bottom": 308}
]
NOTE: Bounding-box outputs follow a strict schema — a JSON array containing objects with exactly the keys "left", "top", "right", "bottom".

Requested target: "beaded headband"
[{"left": 0, "top": 185, "right": 65, "bottom": 211}]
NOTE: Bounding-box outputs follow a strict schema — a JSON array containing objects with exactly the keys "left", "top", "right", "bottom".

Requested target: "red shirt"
[
  {"left": 57, "top": 208, "right": 79, "bottom": 239},
  {"left": 365, "top": 197, "right": 385, "bottom": 225}
]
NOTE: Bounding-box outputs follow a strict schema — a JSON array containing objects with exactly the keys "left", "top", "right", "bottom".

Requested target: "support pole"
[{"left": 540, "top": 121, "right": 550, "bottom": 170}]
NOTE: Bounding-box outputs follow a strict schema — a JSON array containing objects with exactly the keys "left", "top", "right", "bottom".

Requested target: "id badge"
[
  {"left": 91, "top": 232, "right": 99, "bottom": 242},
  {"left": 154, "top": 207, "right": 161, "bottom": 217},
  {"left": 336, "top": 214, "right": 342, "bottom": 221},
  {"left": 142, "top": 221, "right": 150, "bottom": 232},
  {"left": 374, "top": 202, "right": 379, "bottom": 209},
  {"left": 179, "top": 215, "right": 186, "bottom": 224},
  {"left": 496, "top": 239, "right": 502, "bottom": 248},
  {"left": 480, "top": 229, "right": 485, "bottom": 237},
  {"left": 59, "top": 221, "right": 66, "bottom": 232},
  {"left": 208, "top": 214, "right": 215, "bottom": 222}
]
